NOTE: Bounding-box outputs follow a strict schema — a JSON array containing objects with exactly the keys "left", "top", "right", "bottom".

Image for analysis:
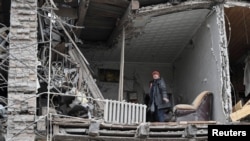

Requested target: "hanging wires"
[{"left": 37, "top": 6, "right": 84, "bottom": 29}]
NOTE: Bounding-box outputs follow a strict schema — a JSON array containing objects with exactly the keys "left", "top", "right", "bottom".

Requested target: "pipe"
[{"left": 118, "top": 26, "right": 125, "bottom": 101}]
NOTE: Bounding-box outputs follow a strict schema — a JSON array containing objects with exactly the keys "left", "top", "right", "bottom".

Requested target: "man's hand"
[{"left": 163, "top": 98, "right": 169, "bottom": 103}]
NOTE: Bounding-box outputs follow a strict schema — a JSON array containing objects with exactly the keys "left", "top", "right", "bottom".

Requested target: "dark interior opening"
[
  {"left": 0, "top": 0, "right": 10, "bottom": 101},
  {"left": 225, "top": 6, "right": 250, "bottom": 106}
]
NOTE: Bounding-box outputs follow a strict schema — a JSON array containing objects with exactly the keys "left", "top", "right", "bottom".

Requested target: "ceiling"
[
  {"left": 81, "top": 8, "right": 211, "bottom": 64},
  {"left": 80, "top": 0, "right": 129, "bottom": 42},
  {"left": 78, "top": 0, "right": 169, "bottom": 43},
  {"left": 124, "top": 9, "right": 210, "bottom": 63}
]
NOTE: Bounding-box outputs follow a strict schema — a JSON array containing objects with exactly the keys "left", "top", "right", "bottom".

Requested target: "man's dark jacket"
[{"left": 149, "top": 78, "right": 171, "bottom": 110}]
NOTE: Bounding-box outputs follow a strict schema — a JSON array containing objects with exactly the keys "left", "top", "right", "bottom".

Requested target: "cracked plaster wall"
[{"left": 173, "top": 8, "right": 228, "bottom": 122}]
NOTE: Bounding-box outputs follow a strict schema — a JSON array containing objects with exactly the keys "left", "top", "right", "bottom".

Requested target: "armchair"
[{"left": 173, "top": 91, "right": 213, "bottom": 121}]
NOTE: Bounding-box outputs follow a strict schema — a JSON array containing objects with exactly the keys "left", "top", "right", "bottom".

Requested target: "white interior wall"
[
  {"left": 173, "top": 11, "right": 226, "bottom": 122},
  {"left": 90, "top": 62, "right": 173, "bottom": 104}
]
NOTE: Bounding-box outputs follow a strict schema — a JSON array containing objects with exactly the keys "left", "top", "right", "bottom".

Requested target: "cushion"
[
  {"left": 192, "top": 91, "right": 211, "bottom": 108},
  {"left": 174, "top": 104, "right": 196, "bottom": 110}
]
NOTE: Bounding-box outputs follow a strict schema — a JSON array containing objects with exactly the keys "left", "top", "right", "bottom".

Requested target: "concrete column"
[{"left": 7, "top": 0, "right": 38, "bottom": 140}]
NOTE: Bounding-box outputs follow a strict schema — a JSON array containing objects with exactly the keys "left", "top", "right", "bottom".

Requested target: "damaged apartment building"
[{"left": 1, "top": 0, "right": 250, "bottom": 141}]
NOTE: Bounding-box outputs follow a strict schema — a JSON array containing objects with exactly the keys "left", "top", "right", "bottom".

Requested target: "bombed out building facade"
[{"left": 0, "top": 0, "right": 250, "bottom": 141}]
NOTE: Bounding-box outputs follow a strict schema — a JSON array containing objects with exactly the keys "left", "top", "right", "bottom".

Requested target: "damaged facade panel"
[
  {"left": 1, "top": 0, "right": 250, "bottom": 141},
  {"left": 215, "top": 5, "right": 232, "bottom": 121}
]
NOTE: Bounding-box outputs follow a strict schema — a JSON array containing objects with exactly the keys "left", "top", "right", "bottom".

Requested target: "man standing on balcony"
[{"left": 149, "top": 70, "right": 171, "bottom": 122}]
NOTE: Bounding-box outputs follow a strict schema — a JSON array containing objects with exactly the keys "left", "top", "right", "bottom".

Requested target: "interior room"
[
  {"left": 2, "top": 0, "right": 246, "bottom": 122},
  {"left": 81, "top": 7, "right": 227, "bottom": 122}
]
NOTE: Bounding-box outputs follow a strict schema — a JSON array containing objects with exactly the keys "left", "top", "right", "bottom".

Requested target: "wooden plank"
[{"left": 230, "top": 105, "right": 250, "bottom": 121}]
